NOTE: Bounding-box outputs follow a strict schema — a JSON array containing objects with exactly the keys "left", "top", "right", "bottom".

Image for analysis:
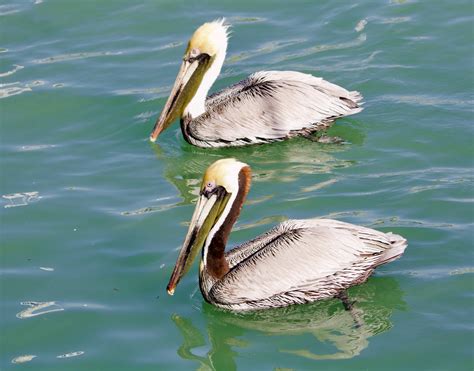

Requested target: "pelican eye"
[
  {"left": 184, "top": 50, "right": 211, "bottom": 64},
  {"left": 205, "top": 181, "right": 215, "bottom": 192},
  {"left": 184, "top": 48, "right": 201, "bottom": 63},
  {"left": 201, "top": 181, "right": 226, "bottom": 198}
]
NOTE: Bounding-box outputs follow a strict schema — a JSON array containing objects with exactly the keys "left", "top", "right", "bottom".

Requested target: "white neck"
[{"left": 184, "top": 50, "right": 226, "bottom": 118}]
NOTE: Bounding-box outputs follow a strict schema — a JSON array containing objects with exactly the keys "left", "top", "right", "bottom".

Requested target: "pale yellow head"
[
  {"left": 202, "top": 158, "right": 248, "bottom": 194},
  {"left": 186, "top": 19, "right": 230, "bottom": 58}
]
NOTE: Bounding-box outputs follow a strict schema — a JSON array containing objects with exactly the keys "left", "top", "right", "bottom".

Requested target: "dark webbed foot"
[
  {"left": 337, "top": 290, "right": 362, "bottom": 328},
  {"left": 337, "top": 291, "right": 355, "bottom": 311}
]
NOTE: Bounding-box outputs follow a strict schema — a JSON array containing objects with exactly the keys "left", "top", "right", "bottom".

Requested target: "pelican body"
[
  {"left": 167, "top": 159, "right": 407, "bottom": 311},
  {"left": 150, "top": 20, "right": 363, "bottom": 147}
]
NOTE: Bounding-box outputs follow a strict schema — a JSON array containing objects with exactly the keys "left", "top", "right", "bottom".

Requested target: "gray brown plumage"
[
  {"left": 166, "top": 159, "right": 407, "bottom": 311},
  {"left": 182, "top": 71, "right": 363, "bottom": 147},
  {"left": 150, "top": 20, "right": 363, "bottom": 147}
]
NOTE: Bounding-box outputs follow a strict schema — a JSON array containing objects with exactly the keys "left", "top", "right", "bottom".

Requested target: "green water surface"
[{"left": 1, "top": 1, "right": 473, "bottom": 370}]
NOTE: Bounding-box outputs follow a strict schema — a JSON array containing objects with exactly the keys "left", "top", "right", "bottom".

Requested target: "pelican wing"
[
  {"left": 211, "top": 219, "right": 406, "bottom": 307},
  {"left": 187, "top": 71, "right": 363, "bottom": 146}
]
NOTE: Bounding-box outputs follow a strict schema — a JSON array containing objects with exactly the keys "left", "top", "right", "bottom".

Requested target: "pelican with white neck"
[{"left": 150, "top": 19, "right": 364, "bottom": 147}]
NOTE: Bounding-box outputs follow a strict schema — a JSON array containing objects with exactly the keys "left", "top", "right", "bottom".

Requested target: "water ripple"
[
  {"left": 11, "top": 355, "right": 37, "bottom": 364},
  {"left": 0, "top": 81, "right": 32, "bottom": 98},
  {"left": 245, "top": 194, "right": 274, "bottom": 206},
  {"left": 375, "top": 16, "right": 411, "bottom": 24},
  {"left": 365, "top": 167, "right": 471, "bottom": 180},
  {"left": 227, "top": 39, "right": 305, "bottom": 64},
  {"left": 33, "top": 51, "right": 122, "bottom": 64},
  {"left": 367, "top": 217, "right": 454, "bottom": 230},
  {"left": 16, "top": 144, "right": 57, "bottom": 152},
  {"left": 275, "top": 33, "right": 367, "bottom": 64},
  {"left": 0, "top": 80, "right": 49, "bottom": 99},
  {"left": 300, "top": 178, "right": 340, "bottom": 194},
  {"left": 121, "top": 201, "right": 179, "bottom": 216},
  {"left": 0, "top": 64, "right": 24, "bottom": 77},
  {"left": 16, "top": 301, "right": 64, "bottom": 319},
  {"left": 57, "top": 351, "right": 85, "bottom": 359},
  {"left": 394, "top": 266, "right": 474, "bottom": 279},
  {"left": 378, "top": 94, "right": 474, "bottom": 108},
  {"left": 114, "top": 85, "right": 171, "bottom": 98},
  {"left": 39, "top": 266, "right": 55, "bottom": 272},
  {"left": 228, "top": 16, "right": 267, "bottom": 24},
  {"left": 234, "top": 215, "right": 288, "bottom": 231},
  {"left": 0, "top": 4, "right": 22, "bottom": 16},
  {"left": 158, "top": 41, "right": 184, "bottom": 50},
  {"left": 449, "top": 267, "right": 474, "bottom": 275},
  {"left": 134, "top": 111, "right": 156, "bottom": 123},
  {"left": 291, "top": 50, "right": 414, "bottom": 73},
  {"left": 3, "top": 192, "right": 41, "bottom": 208},
  {"left": 355, "top": 19, "right": 368, "bottom": 32}
]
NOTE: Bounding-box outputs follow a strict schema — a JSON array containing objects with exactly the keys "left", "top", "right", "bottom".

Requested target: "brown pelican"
[
  {"left": 150, "top": 19, "right": 363, "bottom": 147},
  {"left": 167, "top": 158, "right": 407, "bottom": 311}
]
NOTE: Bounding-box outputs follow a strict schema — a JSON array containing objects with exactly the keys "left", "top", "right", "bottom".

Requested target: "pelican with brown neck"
[{"left": 166, "top": 158, "right": 407, "bottom": 311}]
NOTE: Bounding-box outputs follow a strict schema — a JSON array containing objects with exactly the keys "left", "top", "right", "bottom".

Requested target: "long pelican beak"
[
  {"left": 150, "top": 53, "right": 211, "bottom": 142},
  {"left": 167, "top": 188, "right": 230, "bottom": 295}
]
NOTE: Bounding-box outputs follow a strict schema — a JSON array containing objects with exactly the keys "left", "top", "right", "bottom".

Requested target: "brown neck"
[{"left": 206, "top": 166, "right": 251, "bottom": 280}]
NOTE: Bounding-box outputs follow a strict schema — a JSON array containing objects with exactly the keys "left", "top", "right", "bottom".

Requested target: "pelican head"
[
  {"left": 150, "top": 19, "right": 229, "bottom": 142},
  {"left": 167, "top": 158, "right": 251, "bottom": 295}
]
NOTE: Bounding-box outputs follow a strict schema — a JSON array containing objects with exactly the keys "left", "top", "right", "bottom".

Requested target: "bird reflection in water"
[
  {"left": 171, "top": 277, "right": 405, "bottom": 369},
  {"left": 150, "top": 126, "right": 362, "bottom": 207}
]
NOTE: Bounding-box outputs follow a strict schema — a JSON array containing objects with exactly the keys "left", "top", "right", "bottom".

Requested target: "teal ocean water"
[{"left": 1, "top": 1, "right": 473, "bottom": 370}]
